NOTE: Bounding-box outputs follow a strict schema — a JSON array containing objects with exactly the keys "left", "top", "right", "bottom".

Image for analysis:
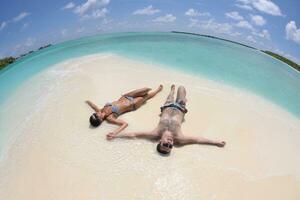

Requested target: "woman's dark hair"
[
  {"left": 156, "top": 142, "right": 170, "bottom": 155},
  {"left": 89, "top": 113, "right": 102, "bottom": 127}
]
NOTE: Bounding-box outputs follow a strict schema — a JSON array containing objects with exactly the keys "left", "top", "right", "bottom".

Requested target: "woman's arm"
[
  {"left": 106, "top": 115, "right": 128, "bottom": 136},
  {"left": 85, "top": 100, "right": 101, "bottom": 112}
]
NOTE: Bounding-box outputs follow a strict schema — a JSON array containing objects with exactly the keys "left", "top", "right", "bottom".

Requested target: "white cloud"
[
  {"left": 62, "top": 2, "right": 75, "bottom": 10},
  {"left": 260, "top": 29, "right": 270, "bottom": 40},
  {"left": 250, "top": 15, "right": 266, "bottom": 26},
  {"left": 13, "top": 12, "right": 30, "bottom": 22},
  {"left": 235, "top": 3, "right": 253, "bottom": 10},
  {"left": 237, "top": 0, "right": 251, "bottom": 3},
  {"left": 230, "top": 32, "right": 242, "bottom": 37},
  {"left": 0, "top": 22, "right": 7, "bottom": 30},
  {"left": 285, "top": 21, "right": 300, "bottom": 44},
  {"left": 102, "top": 18, "right": 113, "bottom": 24},
  {"left": 81, "top": 8, "right": 107, "bottom": 19},
  {"left": 236, "top": 20, "right": 254, "bottom": 30},
  {"left": 253, "top": 29, "right": 270, "bottom": 40},
  {"left": 185, "top": 9, "right": 198, "bottom": 17},
  {"left": 74, "top": 0, "right": 109, "bottom": 16},
  {"left": 188, "top": 18, "right": 199, "bottom": 28},
  {"left": 153, "top": 14, "right": 176, "bottom": 23},
  {"left": 25, "top": 37, "right": 36, "bottom": 47},
  {"left": 133, "top": 5, "right": 160, "bottom": 15},
  {"left": 21, "top": 22, "right": 30, "bottom": 30},
  {"left": 191, "top": 19, "right": 234, "bottom": 35},
  {"left": 246, "top": 35, "right": 256, "bottom": 43},
  {"left": 235, "top": 0, "right": 283, "bottom": 16},
  {"left": 185, "top": 8, "right": 210, "bottom": 17},
  {"left": 252, "top": 0, "right": 282, "bottom": 16},
  {"left": 61, "top": 29, "right": 68, "bottom": 36},
  {"left": 225, "top": 11, "right": 244, "bottom": 21}
]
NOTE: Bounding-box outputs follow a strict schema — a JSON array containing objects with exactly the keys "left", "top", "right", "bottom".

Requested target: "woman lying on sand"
[
  {"left": 107, "top": 85, "right": 225, "bottom": 155},
  {"left": 86, "top": 85, "right": 163, "bottom": 135}
]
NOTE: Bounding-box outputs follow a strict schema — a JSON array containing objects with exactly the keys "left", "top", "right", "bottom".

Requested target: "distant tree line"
[
  {"left": 0, "top": 57, "right": 16, "bottom": 70},
  {"left": 0, "top": 44, "right": 52, "bottom": 71},
  {"left": 261, "top": 51, "right": 300, "bottom": 72}
]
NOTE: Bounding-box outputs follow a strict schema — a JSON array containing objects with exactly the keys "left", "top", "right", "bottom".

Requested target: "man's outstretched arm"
[
  {"left": 106, "top": 115, "right": 128, "bottom": 137},
  {"left": 177, "top": 135, "right": 226, "bottom": 147},
  {"left": 107, "top": 128, "right": 159, "bottom": 140}
]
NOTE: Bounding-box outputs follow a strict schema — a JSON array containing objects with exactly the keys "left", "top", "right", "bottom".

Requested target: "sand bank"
[{"left": 0, "top": 54, "right": 299, "bottom": 199}]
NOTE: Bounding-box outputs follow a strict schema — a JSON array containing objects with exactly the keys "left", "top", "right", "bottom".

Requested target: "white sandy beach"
[{"left": 0, "top": 53, "right": 300, "bottom": 200}]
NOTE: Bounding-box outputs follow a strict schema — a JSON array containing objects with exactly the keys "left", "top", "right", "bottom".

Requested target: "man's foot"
[{"left": 215, "top": 141, "right": 226, "bottom": 147}]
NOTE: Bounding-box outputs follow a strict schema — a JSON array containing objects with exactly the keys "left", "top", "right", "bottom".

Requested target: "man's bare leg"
[
  {"left": 164, "top": 84, "right": 175, "bottom": 104},
  {"left": 175, "top": 85, "right": 187, "bottom": 106},
  {"left": 122, "top": 87, "right": 152, "bottom": 98},
  {"left": 179, "top": 134, "right": 226, "bottom": 147}
]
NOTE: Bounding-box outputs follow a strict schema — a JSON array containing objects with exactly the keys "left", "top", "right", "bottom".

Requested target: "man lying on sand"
[
  {"left": 107, "top": 85, "right": 226, "bottom": 155},
  {"left": 86, "top": 85, "right": 163, "bottom": 135}
]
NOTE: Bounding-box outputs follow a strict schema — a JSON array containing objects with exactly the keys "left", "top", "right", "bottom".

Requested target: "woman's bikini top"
[
  {"left": 104, "top": 103, "right": 120, "bottom": 117},
  {"left": 103, "top": 95, "right": 135, "bottom": 118}
]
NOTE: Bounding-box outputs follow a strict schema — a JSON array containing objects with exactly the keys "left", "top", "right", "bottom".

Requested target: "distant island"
[
  {"left": 172, "top": 31, "right": 299, "bottom": 72},
  {"left": 0, "top": 57, "right": 16, "bottom": 70},
  {"left": 172, "top": 31, "right": 257, "bottom": 50},
  {"left": 0, "top": 44, "right": 52, "bottom": 70},
  {"left": 261, "top": 51, "right": 300, "bottom": 72}
]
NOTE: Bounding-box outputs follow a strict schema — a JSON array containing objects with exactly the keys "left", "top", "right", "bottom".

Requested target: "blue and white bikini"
[{"left": 104, "top": 96, "right": 136, "bottom": 117}]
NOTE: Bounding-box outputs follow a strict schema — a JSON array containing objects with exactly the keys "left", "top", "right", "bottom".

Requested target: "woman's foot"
[{"left": 158, "top": 84, "right": 163, "bottom": 92}]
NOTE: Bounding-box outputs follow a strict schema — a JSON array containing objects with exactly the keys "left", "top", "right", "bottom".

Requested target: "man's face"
[{"left": 159, "top": 137, "right": 174, "bottom": 154}]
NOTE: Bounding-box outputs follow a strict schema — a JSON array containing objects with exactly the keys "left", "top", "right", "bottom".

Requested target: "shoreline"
[{"left": 0, "top": 53, "right": 299, "bottom": 199}]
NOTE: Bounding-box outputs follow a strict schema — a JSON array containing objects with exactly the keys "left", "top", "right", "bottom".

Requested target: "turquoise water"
[{"left": 0, "top": 31, "right": 300, "bottom": 118}]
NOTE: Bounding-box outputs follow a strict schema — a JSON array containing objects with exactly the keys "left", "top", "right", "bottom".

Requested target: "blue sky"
[{"left": 0, "top": 0, "right": 299, "bottom": 63}]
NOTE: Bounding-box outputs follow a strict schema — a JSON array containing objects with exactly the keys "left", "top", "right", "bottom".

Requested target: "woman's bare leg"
[
  {"left": 122, "top": 87, "right": 151, "bottom": 98},
  {"left": 144, "top": 85, "right": 163, "bottom": 101},
  {"left": 134, "top": 85, "right": 163, "bottom": 109}
]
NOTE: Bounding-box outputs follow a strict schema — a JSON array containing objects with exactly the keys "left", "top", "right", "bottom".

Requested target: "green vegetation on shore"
[
  {"left": 172, "top": 31, "right": 257, "bottom": 50},
  {"left": 262, "top": 51, "right": 300, "bottom": 72},
  {"left": 0, "top": 57, "right": 16, "bottom": 70},
  {"left": 0, "top": 44, "right": 52, "bottom": 71}
]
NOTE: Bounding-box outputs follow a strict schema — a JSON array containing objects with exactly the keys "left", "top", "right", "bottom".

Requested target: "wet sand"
[{"left": 0, "top": 54, "right": 299, "bottom": 199}]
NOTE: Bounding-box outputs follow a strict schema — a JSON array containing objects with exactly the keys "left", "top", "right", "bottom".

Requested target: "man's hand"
[
  {"left": 215, "top": 141, "right": 226, "bottom": 147},
  {"left": 106, "top": 132, "right": 117, "bottom": 140}
]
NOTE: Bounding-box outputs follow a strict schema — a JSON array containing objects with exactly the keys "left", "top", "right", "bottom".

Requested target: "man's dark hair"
[
  {"left": 89, "top": 113, "right": 102, "bottom": 127},
  {"left": 156, "top": 142, "right": 170, "bottom": 155}
]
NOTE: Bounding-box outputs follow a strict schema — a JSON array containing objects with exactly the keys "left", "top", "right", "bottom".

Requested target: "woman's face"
[{"left": 97, "top": 111, "right": 106, "bottom": 120}]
